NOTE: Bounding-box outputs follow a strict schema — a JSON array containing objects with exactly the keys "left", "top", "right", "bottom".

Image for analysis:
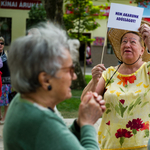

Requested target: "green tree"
[
  {"left": 63, "top": 0, "right": 107, "bottom": 89},
  {"left": 27, "top": 0, "right": 64, "bottom": 28},
  {"left": 26, "top": 4, "right": 46, "bottom": 29},
  {"left": 64, "top": 0, "right": 106, "bottom": 42}
]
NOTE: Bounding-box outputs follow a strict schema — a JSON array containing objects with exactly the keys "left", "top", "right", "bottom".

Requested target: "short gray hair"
[
  {"left": 27, "top": 28, "right": 40, "bottom": 35},
  {"left": 8, "top": 22, "right": 78, "bottom": 94}
]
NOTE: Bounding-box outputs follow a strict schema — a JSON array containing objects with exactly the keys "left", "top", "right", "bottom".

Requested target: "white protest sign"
[{"left": 107, "top": 3, "right": 144, "bottom": 31}]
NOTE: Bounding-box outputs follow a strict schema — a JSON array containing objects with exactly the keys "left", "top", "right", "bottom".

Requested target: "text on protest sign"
[{"left": 107, "top": 3, "right": 144, "bottom": 31}]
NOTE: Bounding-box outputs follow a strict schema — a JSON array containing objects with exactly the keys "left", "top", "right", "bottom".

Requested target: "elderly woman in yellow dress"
[
  {"left": 81, "top": 20, "right": 150, "bottom": 150},
  {"left": 3, "top": 22, "right": 106, "bottom": 150}
]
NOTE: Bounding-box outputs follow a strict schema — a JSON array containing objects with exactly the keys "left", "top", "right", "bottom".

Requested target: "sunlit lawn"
[
  {"left": 57, "top": 90, "right": 82, "bottom": 118},
  {"left": 57, "top": 75, "right": 92, "bottom": 118}
]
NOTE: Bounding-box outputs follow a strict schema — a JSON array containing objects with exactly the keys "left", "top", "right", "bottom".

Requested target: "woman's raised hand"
[
  {"left": 92, "top": 64, "right": 106, "bottom": 84},
  {"left": 139, "top": 24, "right": 150, "bottom": 50},
  {"left": 78, "top": 92, "right": 105, "bottom": 127}
]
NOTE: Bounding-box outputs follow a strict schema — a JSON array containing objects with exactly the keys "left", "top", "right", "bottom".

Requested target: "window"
[{"left": 0, "top": 18, "right": 12, "bottom": 46}]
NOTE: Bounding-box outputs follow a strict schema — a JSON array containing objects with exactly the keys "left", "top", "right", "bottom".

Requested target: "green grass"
[
  {"left": 57, "top": 95, "right": 81, "bottom": 118},
  {"left": 57, "top": 90, "right": 82, "bottom": 118},
  {"left": 57, "top": 75, "right": 92, "bottom": 118},
  {"left": 85, "top": 74, "right": 92, "bottom": 84}
]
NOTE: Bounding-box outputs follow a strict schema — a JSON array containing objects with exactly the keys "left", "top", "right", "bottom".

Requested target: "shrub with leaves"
[
  {"left": 27, "top": 4, "right": 47, "bottom": 29},
  {"left": 64, "top": 0, "right": 107, "bottom": 42}
]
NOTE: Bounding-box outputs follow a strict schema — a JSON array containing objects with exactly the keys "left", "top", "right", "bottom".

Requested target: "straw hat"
[{"left": 107, "top": 20, "right": 150, "bottom": 62}]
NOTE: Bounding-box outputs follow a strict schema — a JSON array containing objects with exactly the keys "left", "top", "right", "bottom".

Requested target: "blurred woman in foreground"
[{"left": 3, "top": 22, "right": 105, "bottom": 150}]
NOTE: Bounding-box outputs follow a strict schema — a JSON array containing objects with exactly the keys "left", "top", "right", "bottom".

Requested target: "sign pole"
[{"left": 101, "top": 27, "right": 108, "bottom": 64}]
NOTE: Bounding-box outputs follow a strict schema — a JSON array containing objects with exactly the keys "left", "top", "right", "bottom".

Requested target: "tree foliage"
[
  {"left": 64, "top": 0, "right": 107, "bottom": 42},
  {"left": 26, "top": 4, "right": 46, "bottom": 29},
  {"left": 63, "top": 0, "right": 108, "bottom": 89}
]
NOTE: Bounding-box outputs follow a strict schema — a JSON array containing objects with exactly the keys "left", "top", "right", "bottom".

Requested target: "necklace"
[{"left": 123, "top": 56, "right": 141, "bottom": 65}]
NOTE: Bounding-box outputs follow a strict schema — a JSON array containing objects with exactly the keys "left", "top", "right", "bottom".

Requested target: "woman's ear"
[
  {"left": 141, "top": 47, "right": 145, "bottom": 56},
  {"left": 38, "top": 72, "right": 51, "bottom": 91}
]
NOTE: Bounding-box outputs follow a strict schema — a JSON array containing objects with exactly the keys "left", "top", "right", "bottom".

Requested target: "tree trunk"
[
  {"left": 83, "top": 42, "right": 87, "bottom": 76},
  {"left": 55, "top": 0, "right": 64, "bottom": 25},
  {"left": 43, "top": 0, "right": 57, "bottom": 21},
  {"left": 43, "top": 0, "right": 63, "bottom": 25},
  {"left": 71, "top": 61, "right": 87, "bottom": 90}
]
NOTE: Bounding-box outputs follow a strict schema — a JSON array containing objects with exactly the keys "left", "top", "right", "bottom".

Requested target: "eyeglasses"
[
  {"left": 60, "top": 64, "right": 75, "bottom": 78},
  {"left": 0, "top": 43, "right": 4, "bottom": 45}
]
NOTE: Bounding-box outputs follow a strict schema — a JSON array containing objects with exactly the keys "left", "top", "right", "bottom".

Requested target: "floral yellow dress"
[{"left": 98, "top": 62, "right": 150, "bottom": 150}]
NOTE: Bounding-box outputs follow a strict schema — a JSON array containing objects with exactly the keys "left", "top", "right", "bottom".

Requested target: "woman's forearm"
[{"left": 81, "top": 79, "right": 98, "bottom": 100}]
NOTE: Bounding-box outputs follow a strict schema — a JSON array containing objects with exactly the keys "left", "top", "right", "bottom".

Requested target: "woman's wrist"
[{"left": 91, "top": 78, "right": 98, "bottom": 89}]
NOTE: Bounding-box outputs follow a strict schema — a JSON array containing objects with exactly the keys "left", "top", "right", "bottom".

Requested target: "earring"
[{"left": 47, "top": 85, "right": 52, "bottom": 91}]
